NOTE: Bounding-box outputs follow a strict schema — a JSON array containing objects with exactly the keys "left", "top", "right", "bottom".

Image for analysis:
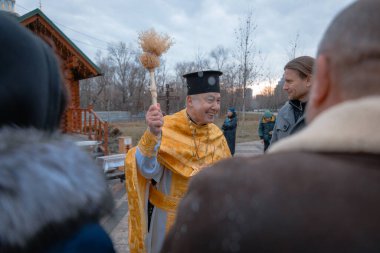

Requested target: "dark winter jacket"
[
  {"left": 0, "top": 128, "right": 115, "bottom": 253},
  {"left": 258, "top": 115, "right": 276, "bottom": 142},
  {"left": 222, "top": 113, "right": 238, "bottom": 155},
  {"left": 270, "top": 100, "right": 306, "bottom": 145},
  {"left": 161, "top": 96, "right": 380, "bottom": 253}
]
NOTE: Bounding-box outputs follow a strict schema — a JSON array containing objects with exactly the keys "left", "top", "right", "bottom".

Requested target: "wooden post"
[
  {"left": 88, "top": 113, "right": 93, "bottom": 139},
  {"left": 104, "top": 122, "right": 109, "bottom": 155},
  {"left": 83, "top": 109, "right": 87, "bottom": 134},
  {"left": 66, "top": 107, "right": 74, "bottom": 133},
  {"left": 118, "top": 136, "right": 132, "bottom": 154},
  {"left": 118, "top": 136, "right": 132, "bottom": 171},
  {"left": 166, "top": 83, "right": 170, "bottom": 113}
]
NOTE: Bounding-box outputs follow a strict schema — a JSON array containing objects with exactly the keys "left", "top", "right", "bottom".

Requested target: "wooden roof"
[{"left": 18, "top": 9, "right": 101, "bottom": 80}]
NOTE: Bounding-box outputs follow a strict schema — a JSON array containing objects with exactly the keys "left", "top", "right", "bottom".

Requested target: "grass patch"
[{"left": 109, "top": 112, "right": 261, "bottom": 153}]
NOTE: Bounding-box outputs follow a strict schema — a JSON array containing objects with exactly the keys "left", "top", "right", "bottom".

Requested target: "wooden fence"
[{"left": 65, "top": 105, "right": 109, "bottom": 154}]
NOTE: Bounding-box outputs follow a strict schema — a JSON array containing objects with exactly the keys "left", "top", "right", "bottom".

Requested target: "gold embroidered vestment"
[{"left": 125, "top": 109, "right": 231, "bottom": 253}]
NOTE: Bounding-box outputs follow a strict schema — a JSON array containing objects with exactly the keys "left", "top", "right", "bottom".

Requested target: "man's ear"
[
  {"left": 186, "top": 95, "right": 192, "bottom": 107},
  {"left": 311, "top": 55, "right": 331, "bottom": 106},
  {"left": 306, "top": 55, "right": 332, "bottom": 123},
  {"left": 306, "top": 75, "right": 312, "bottom": 88}
]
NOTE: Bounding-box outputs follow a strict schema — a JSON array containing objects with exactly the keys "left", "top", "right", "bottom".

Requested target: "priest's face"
[{"left": 187, "top": 92, "right": 221, "bottom": 125}]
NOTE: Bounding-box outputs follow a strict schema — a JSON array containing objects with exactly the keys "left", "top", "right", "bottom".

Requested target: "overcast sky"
[{"left": 16, "top": 0, "right": 355, "bottom": 94}]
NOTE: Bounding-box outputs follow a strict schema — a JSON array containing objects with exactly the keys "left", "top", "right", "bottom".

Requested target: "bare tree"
[
  {"left": 126, "top": 53, "right": 149, "bottom": 113},
  {"left": 210, "top": 45, "right": 229, "bottom": 70},
  {"left": 108, "top": 42, "right": 134, "bottom": 109},
  {"left": 234, "top": 10, "right": 262, "bottom": 128},
  {"left": 80, "top": 51, "right": 115, "bottom": 110},
  {"left": 194, "top": 48, "right": 210, "bottom": 70},
  {"left": 269, "top": 31, "right": 303, "bottom": 110},
  {"left": 254, "top": 74, "right": 287, "bottom": 110},
  {"left": 95, "top": 56, "right": 115, "bottom": 110},
  {"left": 132, "top": 64, "right": 149, "bottom": 113},
  {"left": 108, "top": 42, "right": 150, "bottom": 112},
  {"left": 219, "top": 64, "right": 239, "bottom": 112},
  {"left": 79, "top": 78, "right": 94, "bottom": 107},
  {"left": 286, "top": 32, "right": 301, "bottom": 60},
  {"left": 156, "top": 58, "right": 168, "bottom": 94}
]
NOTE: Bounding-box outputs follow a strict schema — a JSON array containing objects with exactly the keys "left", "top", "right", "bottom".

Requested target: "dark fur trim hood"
[{"left": 0, "top": 128, "right": 113, "bottom": 248}]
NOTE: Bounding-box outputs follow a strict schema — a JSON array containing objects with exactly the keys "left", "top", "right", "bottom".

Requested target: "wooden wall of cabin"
[{"left": 61, "top": 79, "right": 80, "bottom": 132}]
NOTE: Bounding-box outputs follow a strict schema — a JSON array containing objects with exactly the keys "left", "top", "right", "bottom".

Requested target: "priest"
[{"left": 125, "top": 70, "right": 231, "bottom": 253}]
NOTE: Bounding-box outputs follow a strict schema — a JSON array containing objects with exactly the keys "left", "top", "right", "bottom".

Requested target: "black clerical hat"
[{"left": 183, "top": 70, "right": 222, "bottom": 95}]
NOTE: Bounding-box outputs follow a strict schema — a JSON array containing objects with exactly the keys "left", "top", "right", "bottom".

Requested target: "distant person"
[
  {"left": 125, "top": 70, "right": 231, "bottom": 253},
  {"left": 161, "top": 1, "right": 380, "bottom": 252},
  {"left": 222, "top": 107, "right": 238, "bottom": 155},
  {"left": 0, "top": 14, "right": 115, "bottom": 253},
  {"left": 270, "top": 55, "right": 315, "bottom": 145},
  {"left": 258, "top": 110, "right": 276, "bottom": 152}
]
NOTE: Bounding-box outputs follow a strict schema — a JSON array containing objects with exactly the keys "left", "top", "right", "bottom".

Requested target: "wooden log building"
[{"left": 13, "top": 8, "right": 109, "bottom": 153}]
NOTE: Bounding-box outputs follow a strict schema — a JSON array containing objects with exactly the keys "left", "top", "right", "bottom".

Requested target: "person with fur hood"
[{"left": 0, "top": 14, "right": 115, "bottom": 253}]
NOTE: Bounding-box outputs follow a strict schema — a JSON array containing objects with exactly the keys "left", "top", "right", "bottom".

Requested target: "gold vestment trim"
[
  {"left": 138, "top": 129, "right": 159, "bottom": 157},
  {"left": 149, "top": 185, "right": 180, "bottom": 213}
]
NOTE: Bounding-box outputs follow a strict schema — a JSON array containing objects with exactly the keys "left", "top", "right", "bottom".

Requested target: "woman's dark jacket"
[{"left": 222, "top": 113, "right": 238, "bottom": 155}]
